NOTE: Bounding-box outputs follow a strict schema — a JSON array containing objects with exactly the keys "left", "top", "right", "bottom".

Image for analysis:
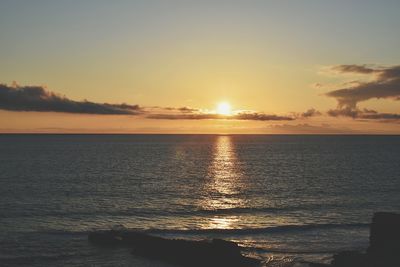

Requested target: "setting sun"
[{"left": 217, "top": 102, "right": 232, "bottom": 115}]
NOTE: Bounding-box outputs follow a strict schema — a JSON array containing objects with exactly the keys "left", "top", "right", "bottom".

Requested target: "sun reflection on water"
[
  {"left": 206, "top": 216, "right": 240, "bottom": 230},
  {"left": 200, "top": 135, "right": 246, "bottom": 229}
]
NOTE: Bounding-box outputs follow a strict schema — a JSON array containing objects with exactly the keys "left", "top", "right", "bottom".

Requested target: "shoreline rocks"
[
  {"left": 88, "top": 230, "right": 261, "bottom": 267},
  {"left": 88, "top": 212, "right": 400, "bottom": 267},
  {"left": 367, "top": 212, "right": 400, "bottom": 267},
  {"left": 321, "top": 212, "right": 400, "bottom": 267}
]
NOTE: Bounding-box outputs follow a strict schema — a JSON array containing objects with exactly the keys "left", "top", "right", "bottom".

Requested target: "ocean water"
[{"left": 1, "top": 134, "right": 399, "bottom": 266}]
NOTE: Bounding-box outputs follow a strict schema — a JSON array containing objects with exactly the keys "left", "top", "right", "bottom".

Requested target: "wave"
[
  {"left": 246, "top": 247, "right": 359, "bottom": 254},
  {"left": 0, "top": 252, "right": 88, "bottom": 264},
  {"left": 1, "top": 204, "right": 342, "bottom": 218},
  {"left": 144, "top": 223, "right": 370, "bottom": 235},
  {"left": 194, "top": 206, "right": 283, "bottom": 215},
  {"left": 24, "top": 222, "right": 369, "bottom": 238}
]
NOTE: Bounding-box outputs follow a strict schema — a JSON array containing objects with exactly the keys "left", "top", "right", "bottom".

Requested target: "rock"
[
  {"left": 331, "top": 251, "right": 370, "bottom": 267},
  {"left": 367, "top": 212, "right": 400, "bottom": 267},
  {"left": 309, "top": 263, "right": 331, "bottom": 267},
  {"left": 330, "top": 212, "right": 400, "bottom": 267},
  {"left": 88, "top": 230, "right": 261, "bottom": 267},
  {"left": 88, "top": 230, "right": 151, "bottom": 247}
]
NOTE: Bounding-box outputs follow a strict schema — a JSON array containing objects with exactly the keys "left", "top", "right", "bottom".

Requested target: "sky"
[{"left": 1, "top": 0, "right": 400, "bottom": 133}]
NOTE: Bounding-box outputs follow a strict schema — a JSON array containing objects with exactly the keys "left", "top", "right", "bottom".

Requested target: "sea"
[{"left": 1, "top": 134, "right": 399, "bottom": 266}]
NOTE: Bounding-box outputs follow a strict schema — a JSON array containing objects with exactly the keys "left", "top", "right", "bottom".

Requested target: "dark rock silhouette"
[
  {"left": 89, "top": 212, "right": 400, "bottom": 267},
  {"left": 88, "top": 230, "right": 260, "bottom": 267},
  {"left": 322, "top": 212, "right": 400, "bottom": 267},
  {"left": 367, "top": 212, "right": 400, "bottom": 267},
  {"left": 330, "top": 251, "right": 369, "bottom": 267}
]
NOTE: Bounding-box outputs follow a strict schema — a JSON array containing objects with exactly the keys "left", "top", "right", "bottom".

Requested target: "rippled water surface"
[{"left": 1, "top": 134, "right": 399, "bottom": 266}]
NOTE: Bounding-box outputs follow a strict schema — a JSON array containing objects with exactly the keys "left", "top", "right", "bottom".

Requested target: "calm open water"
[{"left": 1, "top": 134, "right": 400, "bottom": 266}]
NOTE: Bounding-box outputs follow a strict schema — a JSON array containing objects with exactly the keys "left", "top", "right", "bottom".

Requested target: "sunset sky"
[{"left": 1, "top": 0, "right": 400, "bottom": 133}]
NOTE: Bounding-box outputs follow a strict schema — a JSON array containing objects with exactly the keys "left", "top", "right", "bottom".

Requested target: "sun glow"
[{"left": 216, "top": 102, "right": 232, "bottom": 115}]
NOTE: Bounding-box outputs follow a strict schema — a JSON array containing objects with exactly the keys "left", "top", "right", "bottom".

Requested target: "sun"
[{"left": 217, "top": 102, "right": 232, "bottom": 115}]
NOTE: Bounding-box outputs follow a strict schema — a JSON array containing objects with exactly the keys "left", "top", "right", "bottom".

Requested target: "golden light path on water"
[{"left": 200, "top": 135, "right": 244, "bottom": 230}]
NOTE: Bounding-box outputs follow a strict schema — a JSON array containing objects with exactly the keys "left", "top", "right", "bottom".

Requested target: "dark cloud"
[
  {"left": 327, "top": 107, "right": 360, "bottom": 118},
  {"left": 0, "top": 84, "right": 143, "bottom": 115},
  {"left": 146, "top": 106, "right": 325, "bottom": 121},
  {"left": 156, "top": 106, "right": 199, "bottom": 113},
  {"left": 177, "top": 107, "right": 199, "bottom": 113},
  {"left": 327, "top": 108, "right": 400, "bottom": 122},
  {"left": 360, "top": 112, "right": 400, "bottom": 121},
  {"left": 326, "top": 65, "right": 400, "bottom": 109},
  {"left": 323, "top": 65, "right": 400, "bottom": 122},
  {"left": 331, "top": 64, "right": 377, "bottom": 74},
  {"left": 299, "top": 108, "right": 321, "bottom": 118},
  {"left": 147, "top": 113, "right": 219, "bottom": 120},
  {"left": 233, "top": 112, "right": 294, "bottom": 121},
  {"left": 147, "top": 112, "right": 294, "bottom": 121}
]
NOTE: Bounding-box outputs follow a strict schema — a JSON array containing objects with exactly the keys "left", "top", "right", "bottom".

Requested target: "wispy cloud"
[
  {"left": 298, "top": 108, "right": 321, "bottom": 118},
  {"left": 0, "top": 83, "right": 143, "bottom": 115},
  {"left": 146, "top": 112, "right": 295, "bottom": 121},
  {"left": 268, "top": 123, "right": 358, "bottom": 134},
  {"left": 146, "top": 102, "right": 300, "bottom": 121},
  {"left": 331, "top": 64, "right": 378, "bottom": 74},
  {"left": 328, "top": 107, "right": 400, "bottom": 122},
  {"left": 152, "top": 106, "right": 200, "bottom": 113}
]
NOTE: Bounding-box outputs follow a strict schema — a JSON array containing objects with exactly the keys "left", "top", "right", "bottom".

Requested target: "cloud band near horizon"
[
  {"left": 0, "top": 83, "right": 301, "bottom": 121},
  {"left": 0, "top": 84, "right": 143, "bottom": 115},
  {"left": 146, "top": 112, "right": 295, "bottom": 121}
]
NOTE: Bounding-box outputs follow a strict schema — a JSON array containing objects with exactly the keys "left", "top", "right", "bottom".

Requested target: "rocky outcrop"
[
  {"left": 88, "top": 212, "right": 400, "bottom": 267},
  {"left": 330, "top": 251, "right": 369, "bottom": 267},
  {"left": 329, "top": 212, "right": 400, "bottom": 267},
  {"left": 88, "top": 230, "right": 260, "bottom": 267},
  {"left": 367, "top": 212, "right": 400, "bottom": 267}
]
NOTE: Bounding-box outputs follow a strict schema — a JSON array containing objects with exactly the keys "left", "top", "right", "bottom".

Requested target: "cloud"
[
  {"left": 328, "top": 107, "right": 400, "bottom": 122},
  {"left": 177, "top": 106, "right": 199, "bottom": 113},
  {"left": 147, "top": 113, "right": 219, "bottom": 120},
  {"left": 233, "top": 112, "right": 295, "bottom": 121},
  {"left": 299, "top": 108, "right": 321, "bottom": 118},
  {"left": 331, "top": 64, "right": 377, "bottom": 74},
  {"left": 360, "top": 112, "right": 400, "bottom": 121},
  {"left": 147, "top": 112, "right": 295, "bottom": 121},
  {"left": 327, "top": 107, "right": 360, "bottom": 118},
  {"left": 0, "top": 83, "right": 311, "bottom": 122},
  {"left": 268, "top": 123, "right": 358, "bottom": 134},
  {"left": 322, "top": 64, "right": 400, "bottom": 122},
  {"left": 0, "top": 83, "right": 143, "bottom": 115},
  {"left": 154, "top": 106, "right": 199, "bottom": 113},
  {"left": 325, "top": 64, "right": 400, "bottom": 109}
]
